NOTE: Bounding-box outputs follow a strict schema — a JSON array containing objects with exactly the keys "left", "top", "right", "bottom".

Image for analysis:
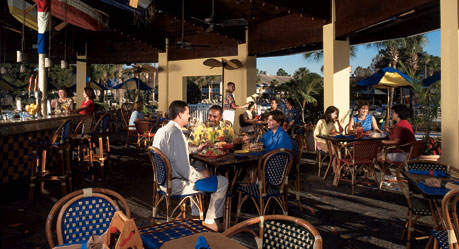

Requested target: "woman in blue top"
[
  {"left": 129, "top": 101, "right": 145, "bottom": 130},
  {"left": 348, "top": 100, "right": 382, "bottom": 133},
  {"left": 259, "top": 110, "right": 292, "bottom": 152}
]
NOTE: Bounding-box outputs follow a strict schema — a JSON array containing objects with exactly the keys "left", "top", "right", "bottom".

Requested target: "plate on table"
[
  {"left": 234, "top": 149, "right": 249, "bottom": 157},
  {"left": 198, "top": 148, "right": 226, "bottom": 158}
]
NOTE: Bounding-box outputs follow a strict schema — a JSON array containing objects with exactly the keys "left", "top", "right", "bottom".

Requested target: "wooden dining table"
[
  {"left": 316, "top": 134, "right": 388, "bottom": 186},
  {"left": 191, "top": 152, "right": 263, "bottom": 230}
]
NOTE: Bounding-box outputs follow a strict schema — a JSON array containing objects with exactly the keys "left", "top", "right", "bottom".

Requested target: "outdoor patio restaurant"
[{"left": 2, "top": 0, "right": 459, "bottom": 248}]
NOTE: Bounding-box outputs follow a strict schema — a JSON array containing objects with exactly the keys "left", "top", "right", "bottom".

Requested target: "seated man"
[
  {"left": 188, "top": 105, "right": 235, "bottom": 147},
  {"left": 152, "top": 101, "right": 228, "bottom": 231},
  {"left": 260, "top": 98, "right": 279, "bottom": 121},
  {"left": 285, "top": 98, "right": 304, "bottom": 134},
  {"left": 259, "top": 110, "right": 292, "bottom": 152}
]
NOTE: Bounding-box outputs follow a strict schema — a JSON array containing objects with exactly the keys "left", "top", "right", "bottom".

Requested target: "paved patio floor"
[{"left": 0, "top": 134, "right": 434, "bottom": 249}]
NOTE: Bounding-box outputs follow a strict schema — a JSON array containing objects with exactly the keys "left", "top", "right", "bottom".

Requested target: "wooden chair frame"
[
  {"left": 121, "top": 103, "right": 136, "bottom": 148},
  {"left": 379, "top": 140, "right": 425, "bottom": 189},
  {"left": 336, "top": 140, "right": 381, "bottom": 194},
  {"left": 148, "top": 146, "right": 204, "bottom": 222},
  {"left": 236, "top": 149, "right": 293, "bottom": 221},
  {"left": 134, "top": 119, "right": 156, "bottom": 149},
  {"left": 29, "top": 119, "right": 72, "bottom": 199},
  {"left": 440, "top": 188, "right": 459, "bottom": 249},
  {"left": 223, "top": 215, "right": 323, "bottom": 249},
  {"left": 45, "top": 187, "right": 131, "bottom": 248},
  {"left": 290, "top": 135, "right": 304, "bottom": 211}
]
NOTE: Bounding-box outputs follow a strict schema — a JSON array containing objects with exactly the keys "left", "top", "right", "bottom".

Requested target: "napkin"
[
  {"left": 194, "top": 175, "right": 218, "bottom": 192},
  {"left": 195, "top": 235, "right": 210, "bottom": 249},
  {"left": 408, "top": 169, "right": 450, "bottom": 178}
]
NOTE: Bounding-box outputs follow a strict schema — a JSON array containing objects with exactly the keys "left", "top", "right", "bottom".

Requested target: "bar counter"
[
  {"left": 1, "top": 114, "right": 84, "bottom": 184},
  {"left": 0, "top": 114, "right": 84, "bottom": 136}
]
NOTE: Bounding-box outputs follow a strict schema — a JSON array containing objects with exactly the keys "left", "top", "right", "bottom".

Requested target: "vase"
[{"left": 419, "top": 154, "right": 441, "bottom": 162}]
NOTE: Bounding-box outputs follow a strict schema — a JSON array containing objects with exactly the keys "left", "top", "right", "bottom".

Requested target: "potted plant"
[{"left": 419, "top": 137, "right": 441, "bottom": 161}]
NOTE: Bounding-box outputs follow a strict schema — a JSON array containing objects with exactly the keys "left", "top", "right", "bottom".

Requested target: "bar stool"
[{"left": 29, "top": 119, "right": 72, "bottom": 199}]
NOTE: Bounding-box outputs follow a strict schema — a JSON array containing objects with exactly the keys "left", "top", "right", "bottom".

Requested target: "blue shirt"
[
  {"left": 259, "top": 128, "right": 292, "bottom": 152},
  {"left": 286, "top": 107, "right": 304, "bottom": 126},
  {"left": 353, "top": 114, "right": 373, "bottom": 132},
  {"left": 129, "top": 110, "right": 144, "bottom": 130}
]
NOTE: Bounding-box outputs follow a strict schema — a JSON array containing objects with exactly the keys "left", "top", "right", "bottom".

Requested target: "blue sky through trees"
[{"left": 257, "top": 30, "right": 440, "bottom": 76}]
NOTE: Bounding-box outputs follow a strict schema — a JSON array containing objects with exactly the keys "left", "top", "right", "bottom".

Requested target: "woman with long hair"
[{"left": 314, "top": 106, "right": 343, "bottom": 152}]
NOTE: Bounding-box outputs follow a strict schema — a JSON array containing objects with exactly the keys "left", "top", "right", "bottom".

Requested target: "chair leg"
[
  {"left": 106, "top": 135, "right": 110, "bottom": 153},
  {"left": 323, "top": 156, "right": 333, "bottom": 180},
  {"left": 351, "top": 165, "right": 356, "bottom": 195},
  {"left": 406, "top": 210, "right": 413, "bottom": 249},
  {"left": 29, "top": 149, "right": 38, "bottom": 200},
  {"left": 125, "top": 133, "right": 129, "bottom": 148},
  {"left": 295, "top": 164, "right": 302, "bottom": 212}
]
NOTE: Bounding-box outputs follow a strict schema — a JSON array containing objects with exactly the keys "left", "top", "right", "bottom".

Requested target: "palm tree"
[
  {"left": 303, "top": 46, "right": 358, "bottom": 62},
  {"left": 366, "top": 39, "right": 406, "bottom": 69},
  {"left": 278, "top": 68, "right": 322, "bottom": 122}
]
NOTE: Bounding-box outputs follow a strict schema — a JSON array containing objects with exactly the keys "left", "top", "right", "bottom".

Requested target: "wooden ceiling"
[{"left": 0, "top": 0, "right": 439, "bottom": 64}]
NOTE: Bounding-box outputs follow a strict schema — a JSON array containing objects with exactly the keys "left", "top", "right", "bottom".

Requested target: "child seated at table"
[{"left": 314, "top": 106, "right": 343, "bottom": 152}]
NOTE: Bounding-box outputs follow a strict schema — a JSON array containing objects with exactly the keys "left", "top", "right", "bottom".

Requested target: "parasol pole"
[
  {"left": 386, "top": 87, "right": 392, "bottom": 128},
  {"left": 221, "top": 62, "right": 225, "bottom": 108}
]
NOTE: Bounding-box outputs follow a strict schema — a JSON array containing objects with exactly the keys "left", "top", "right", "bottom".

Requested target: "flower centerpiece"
[
  {"left": 419, "top": 136, "right": 441, "bottom": 162},
  {"left": 424, "top": 137, "right": 441, "bottom": 156}
]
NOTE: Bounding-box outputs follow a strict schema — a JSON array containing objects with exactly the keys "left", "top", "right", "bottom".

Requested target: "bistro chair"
[
  {"left": 378, "top": 140, "right": 425, "bottom": 189},
  {"left": 432, "top": 188, "right": 459, "bottom": 249},
  {"left": 223, "top": 215, "right": 323, "bottom": 249},
  {"left": 316, "top": 144, "right": 331, "bottom": 178},
  {"left": 89, "top": 113, "right": 112, "bottom": 177},
  {"left": 235, "top": 149, "right": 293, "bottom": 221},
  {"left": 336, "top": 140, "right": 381, "bottom": 194},
  {"left": 396, "top": 161, "right": 459, "bottom": 249},
  {"left": 120, "top": 103, "right": 136, "bottom": 148},
  {"left": 29, "top": 119, "right": 72, "bottom": 199},
  {"left": 134, "top": 119, "right": 156, "bottom": 149},
  {"left": 290, "top": 135, "right": 305, "bottom": 211},
  {"left": 148, "top": 146, "right": 204, "bottom": 222},
  {"left": 45, "top": 187, "right": 130, "bottom": 248}
]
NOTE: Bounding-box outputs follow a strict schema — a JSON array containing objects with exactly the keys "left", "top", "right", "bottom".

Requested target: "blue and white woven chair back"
[
  {"left": 263, "top": 220, "right": 317, "bottom": 249},
  {"left": 57, "top": 120, "right": 72, "bottom": 144},
  {"left": 151, "top": 150, "right": 167, "bottom": 186},
  {"left": 408, "top": 161, "right": 448, "bottom": 173},
  {"left": 291, "top": 139, "right": 299, "bottom": 160},
  {"left": 100, "top": 114, "right": 111, "bottom": 133},
  {"left": 264, "top": 151, "right": 292, "bottom": 186},
  {"left": 59, "top": 195, "right": 118, "bottom": 245}
]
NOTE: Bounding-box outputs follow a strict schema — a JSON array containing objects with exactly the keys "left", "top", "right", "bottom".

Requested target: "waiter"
[{"left": 222, "top": 82, "right": 248, "bottom": 125}]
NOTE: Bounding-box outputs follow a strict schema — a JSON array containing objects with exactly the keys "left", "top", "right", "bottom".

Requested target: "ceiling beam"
[
  {"left": 262, "top": 0, "right": 330, "bottom": 21},
  {"left": 248, "top": 14, "right": 323, "bottom": 55}
]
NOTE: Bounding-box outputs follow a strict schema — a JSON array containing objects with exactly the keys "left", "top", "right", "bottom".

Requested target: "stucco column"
[
  {"left": 440, "top": 0, "right": 459, "bottom": 167},
  {"left": 323, "top": 24, "right": 350, "bottom": 123},
  {"left": 158, "top": 52, "right": 169, "bottom": 115},
  {"left": 76, "top": 56, "right": 88, "bottom": 108}
]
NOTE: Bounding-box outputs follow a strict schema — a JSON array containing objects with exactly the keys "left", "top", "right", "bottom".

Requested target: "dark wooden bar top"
[{"left": 0, "top": 114, "right": 84, "bottom": 136}]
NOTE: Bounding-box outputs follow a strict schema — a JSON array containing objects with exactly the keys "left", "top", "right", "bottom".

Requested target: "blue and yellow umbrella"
[
  {"left": 110, "top": 77, "right": 152, "bottom": 91},
  {"left": 357, "top": 67, "right": 412, "bottom": 124}
]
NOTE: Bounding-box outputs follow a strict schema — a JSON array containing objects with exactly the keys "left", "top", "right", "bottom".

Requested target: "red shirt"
[
  {"left": 389, "top": 119, "right": 415, "bottom": 151},
  {"left": 80, "top": 99, "right": 95, "bottom": 116}
]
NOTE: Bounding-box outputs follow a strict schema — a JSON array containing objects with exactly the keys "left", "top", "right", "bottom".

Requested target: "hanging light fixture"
[
  {"left": 17, "top": 0, "right": 26, "bottom": 63},
  {"left": 1, "top": 32, "right": 6, "bottom": 75},
  {"left": 61, "top": 5, "right": 68, "bottom": 69}
]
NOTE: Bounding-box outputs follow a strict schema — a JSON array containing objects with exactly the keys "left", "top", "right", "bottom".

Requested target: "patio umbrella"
[
  {"left": 0, "top": 77, "right": 18, "bottom": 90},
  {"left": 87, "top": 81, "right": 108, "bottom": 91},
  {"left": 356, "top": 67, "right": 412, "bottom": 125},
  {"left": 110, "top": 77, "right": 152, "bottom": 91},
  {"left": 203, "top": 58, "right": 243, "bottom": 107},
  {"left": 422, "top": 72, "right": 440, "bottom": 87}
]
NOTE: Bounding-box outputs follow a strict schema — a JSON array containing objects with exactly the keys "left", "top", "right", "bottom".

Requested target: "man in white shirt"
[{"left": 152, "top": 100, "right": 228, "bottom": 231}]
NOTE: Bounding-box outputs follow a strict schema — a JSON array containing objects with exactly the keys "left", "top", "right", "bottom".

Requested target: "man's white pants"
[
  {"left": 222, "top": 110, "right": 235, "bottom": 126},
  {"left": 163, "top": 175, "right": 228, "bottom": 220}
]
